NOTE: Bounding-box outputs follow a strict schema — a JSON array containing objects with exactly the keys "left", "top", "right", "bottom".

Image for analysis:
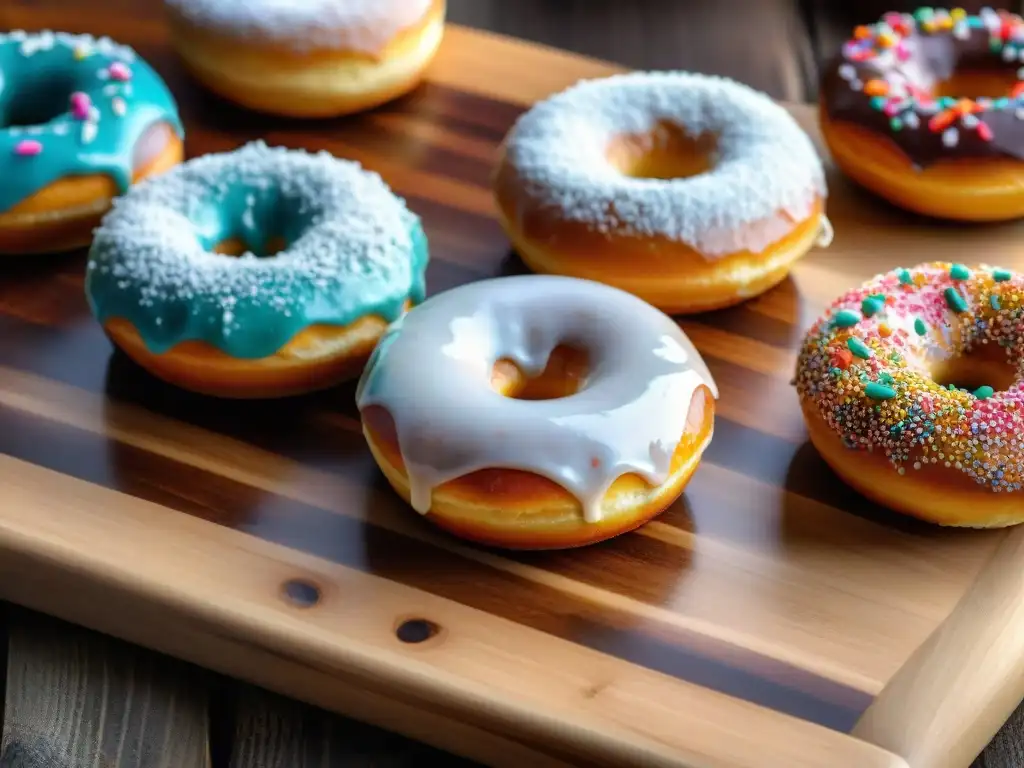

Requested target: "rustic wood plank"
[
  {"left": 0, "top": 608, "right": 210, "bottom": 768},
  {"left": 445, "top": 0, "right": 816, "bottom": 101},
  {"left": 227, "top": 686, "right": 477, "bottom": 768}
]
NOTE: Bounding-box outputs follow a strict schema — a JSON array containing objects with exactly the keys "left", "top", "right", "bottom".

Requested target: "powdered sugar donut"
[
  {"left": 86, "top": 141, "right": 428, "bottom": 399},
  {"left": 795, "top": 261, "right": 1024, "bottom": 527},
  {"left": 164, "top": 0, "right": 445, "bottom": 117},
  {"left": 494, "top": 71, "right": 833, "bottom": 314}
]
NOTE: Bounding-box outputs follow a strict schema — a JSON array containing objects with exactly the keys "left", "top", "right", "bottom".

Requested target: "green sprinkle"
[
  {"left": 898, "top": 268, "right": 914, "bottom": 285},
  {"left": 993, "top": 268, "right": 1013, "bottom": 282},
  {"left": 832, "top": 309, "right": 862, "bottom": 328},
  {"left": 944, "top": 286, "right": 968, "bottom": 313},
  {"left": 914, "top": 317, "right": 927, "bottom": 335},
  {"left": 861, "top": 297, "right": 884, "bottom": 317},
  {"left": 949, "top": 263, "right": 971, "bottom": 280},
  {"left": 864, "top": 382, "right": 896, "bottom": 400},
  {"left": 991, "top": 294, "right": 1001, "bottom": 311},
  {"left": 879, "top": 371, "right": 894, "bottom": 384},
  {"left": 990, "top": 37, "right": 1003, "bottom": 52},
  {"left": 914, "top": 7, "right": 932, "bottom": 21},
  {"left": 973, "top": 385, "right": 995, "bottom": 400},
  {"left": 870, "top": 293, "right": 887, "bottom": 302},
  {"left": 847, "top": 337, "right": 873, "bottom": 359},
  {"left": 890, "top": 117, "right": 902, "bottom": 131},
  {"left": 870, "top": 96, "right": 887, "bottom": 111}
]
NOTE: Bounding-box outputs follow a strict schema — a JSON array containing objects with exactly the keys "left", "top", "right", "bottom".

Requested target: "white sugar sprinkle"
[
  {"left": 89, "top": 141, "right": 420, "bottom": 325},
  {"left": 501, "top": 71, "right": 826, "bottom": 260},
  {"left": 112, "top": 97, "right": 127, "bottom": 117},
  {"left": 81, "top": 122, "right": 98, "bottom": 144},
  {"left": 838, "top": 64, "right": 856, "bottom": 81},
  {"left": 0, "top": 30, "right": 134, "bottom": 61},
  {"left": 942, "top": 127, "right": 960, "bottom": 147},
  {"left": 164, "top": 0, "right": 433, "bottom": 54}
]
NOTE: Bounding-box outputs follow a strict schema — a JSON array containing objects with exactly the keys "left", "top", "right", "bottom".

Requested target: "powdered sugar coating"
[
  {"left": 86, "top": 141, "right": 427, "bottom": 360},
  {"left": 500, "top": 71, "right": 829, "bottom": 259},
  {"left": 164, "top": 0, "right": 434, "bottom": 54}
]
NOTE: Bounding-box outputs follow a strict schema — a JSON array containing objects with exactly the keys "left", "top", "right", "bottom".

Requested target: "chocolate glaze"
[{"left": 822, "top": 10, "right": 1024, "bottom": 168}]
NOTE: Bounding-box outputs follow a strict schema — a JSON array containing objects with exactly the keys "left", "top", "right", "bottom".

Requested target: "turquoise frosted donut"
[
  {"left": 85, "top": 141, "right": 428, "bottom": 397},
  {"left": 0, "top": 30, "right": 183, "bottom": 252}
]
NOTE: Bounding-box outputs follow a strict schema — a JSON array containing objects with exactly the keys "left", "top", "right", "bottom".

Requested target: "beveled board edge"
[{"left": 0, "top": 453, "right": 906, "bottom": 768}]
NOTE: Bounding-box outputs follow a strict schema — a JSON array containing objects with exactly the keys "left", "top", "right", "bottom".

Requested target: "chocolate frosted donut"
[
  {"left": 823, "top": 7, "right": 1024, "bottom": 166},
  {"left": 820, "top": 7, "right": 1024, "bottom": 220}
]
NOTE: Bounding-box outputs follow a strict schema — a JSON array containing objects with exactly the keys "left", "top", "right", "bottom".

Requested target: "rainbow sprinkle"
[
  {"left": 839, "top": 7, "right": 1024, "bottom": 146},
  {"left": 794, "top": 262, "right": 1024, "bottom": 492}
]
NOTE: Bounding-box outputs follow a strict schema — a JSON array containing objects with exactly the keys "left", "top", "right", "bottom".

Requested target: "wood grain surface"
[
  {"left": 1, "top": 609, "right": 210, "bottom": 767},
  {"left": 0, "top": 2, "right": 1020, "bottom": 767}
]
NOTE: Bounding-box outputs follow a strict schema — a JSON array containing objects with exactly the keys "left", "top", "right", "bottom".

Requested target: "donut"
[
  {"left": 493, "top": 72, "right": 832, "bottom": 315},
  {"left": 164, "top": 0, "right": 445, "bottom": 118},
  {"left": 821, "top": 7, "right": 1024, "bottom": 221},
  {"left": 0, "top": 30, "right": 184, "bottom": 255},
  {"left": 85, "top": 141, "right": 428, "bottom": 399},
  {"left": 356, "top": 274, "right": 718, "bottom": 549},
  {"left": 794, "top": 261, "right": 1024, "bottom": 528}
]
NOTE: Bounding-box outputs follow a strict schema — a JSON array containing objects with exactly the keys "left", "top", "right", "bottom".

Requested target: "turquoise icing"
[
  {"left": 85, "top": 142, "right": 429, "bottom": 360},
  {"left": 0, "top": 30, "right": 183, "bottom": 213}
]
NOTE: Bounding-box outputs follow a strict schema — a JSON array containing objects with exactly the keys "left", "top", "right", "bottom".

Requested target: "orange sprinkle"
[
  {"left": 878, "top": 323, "right": 893, "bottom": 337},
  {"left": 1012, "top": 83, "right": 1024, "bottom": 99},
  {"left": 955, "top": 98, "right": 979, "bottom": 114},
  {"left": 832, "top": 349, "right": 854, "bottom": 370},
  {"left": 928, "top": 111, "right": 957, "bottom": 132},
  {"left": 854, "top": 25, "right": 871, "bottom": 39},
  {"left": 877, "top": 32, "right": 898, "bottom": 48},
  {"left": 864, "top": 79, "right": 890, "bottom": 96}
]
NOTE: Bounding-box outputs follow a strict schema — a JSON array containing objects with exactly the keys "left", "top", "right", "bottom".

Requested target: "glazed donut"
[
  {"left": 164, "top": 0, "right": 445, "bottom": 118},
  {"left": 821, "top": 7, "right": 1024, "bottom": 221},
  {"left": 794, "top": 262, "right": 1024, "bottom": 527},
  {"left": 0, "top": 31, "right": 183, "bottom": 255},
  {"left": 86, "top": 141, "right": 428, "bottom": 399},
  {"left": 356, "top": 275, "right": 718, "bottom": 550},
  {"left": 494, "top": 72, "right": 832, "bottom": 315}
]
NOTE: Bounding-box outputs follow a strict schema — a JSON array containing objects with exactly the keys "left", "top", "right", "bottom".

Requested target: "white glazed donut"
[
  {"left": 356, "top": 274, "right": 719, "bottom": 550},
  {"left": 164, "top": 0, "right": 446, "bottom": 118},
  {"left": 494, "top": 71, "right": 833, "bottom": 314}
]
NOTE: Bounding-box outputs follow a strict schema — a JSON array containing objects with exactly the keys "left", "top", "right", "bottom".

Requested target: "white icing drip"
[
  {"left": 163, "top": 0, "right": 434, "bottom": 54},
  {"left": 816, "top": 215, "right": 834, "bottom": 248},
  {"left": 500, "top": 71, "right": 827, "bottom": 259},
  {"left": 356, "top": 275, "right": 718, "bottom": 523}
]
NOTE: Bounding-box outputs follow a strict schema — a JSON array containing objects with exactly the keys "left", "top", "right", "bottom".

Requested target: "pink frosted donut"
[{"left": 794, "top": 261, "right": 1024, "bottom": 527}]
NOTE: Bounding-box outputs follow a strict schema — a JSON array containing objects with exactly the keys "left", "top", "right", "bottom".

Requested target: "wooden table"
[{"left": 4, "top": 3, "right": 1024, "bottom": 767}]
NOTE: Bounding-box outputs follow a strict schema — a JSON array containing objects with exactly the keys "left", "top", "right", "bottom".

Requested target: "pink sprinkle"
[
  {"left": 69, "top": 91, "right": 92, "bottom": 120},
  {"left": 978, "top": 121, "right": 994, "bottom": 141},
  {"left": 896, "top": 43, "right": 911, "bottom": 61},
  {"left": 108, "top": 62, "right": 132, "bottom": 81},
  {"left": 883, "top": 100, "right": 901, "bottom": 117},
  {"left": 13, "top": 140, "right": 42, "bottom": 157}
]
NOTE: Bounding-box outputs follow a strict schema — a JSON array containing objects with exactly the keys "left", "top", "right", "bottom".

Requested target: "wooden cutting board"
[{"left": 3, "top": 5, "right": 1024, "bottom": 768}]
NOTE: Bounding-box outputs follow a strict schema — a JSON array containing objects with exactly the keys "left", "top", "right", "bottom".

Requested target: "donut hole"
[
  {"left": 931, "top": 71, "right": 1021, "bottom": 101},
  {"left": 212, "top": 236, "right": 288, "bottom": 259},
  {"left": 607, "top": 121, "right": 718, "bottom": 181},
  {"left": 0, "top": 73, "right": 78, "bottom": 128},
  {"left": 930, "top": 345, "right": 1018, "bottom": 394},
  {"left": 491, "top": 344, "right": 590, "bottom": 400}
]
